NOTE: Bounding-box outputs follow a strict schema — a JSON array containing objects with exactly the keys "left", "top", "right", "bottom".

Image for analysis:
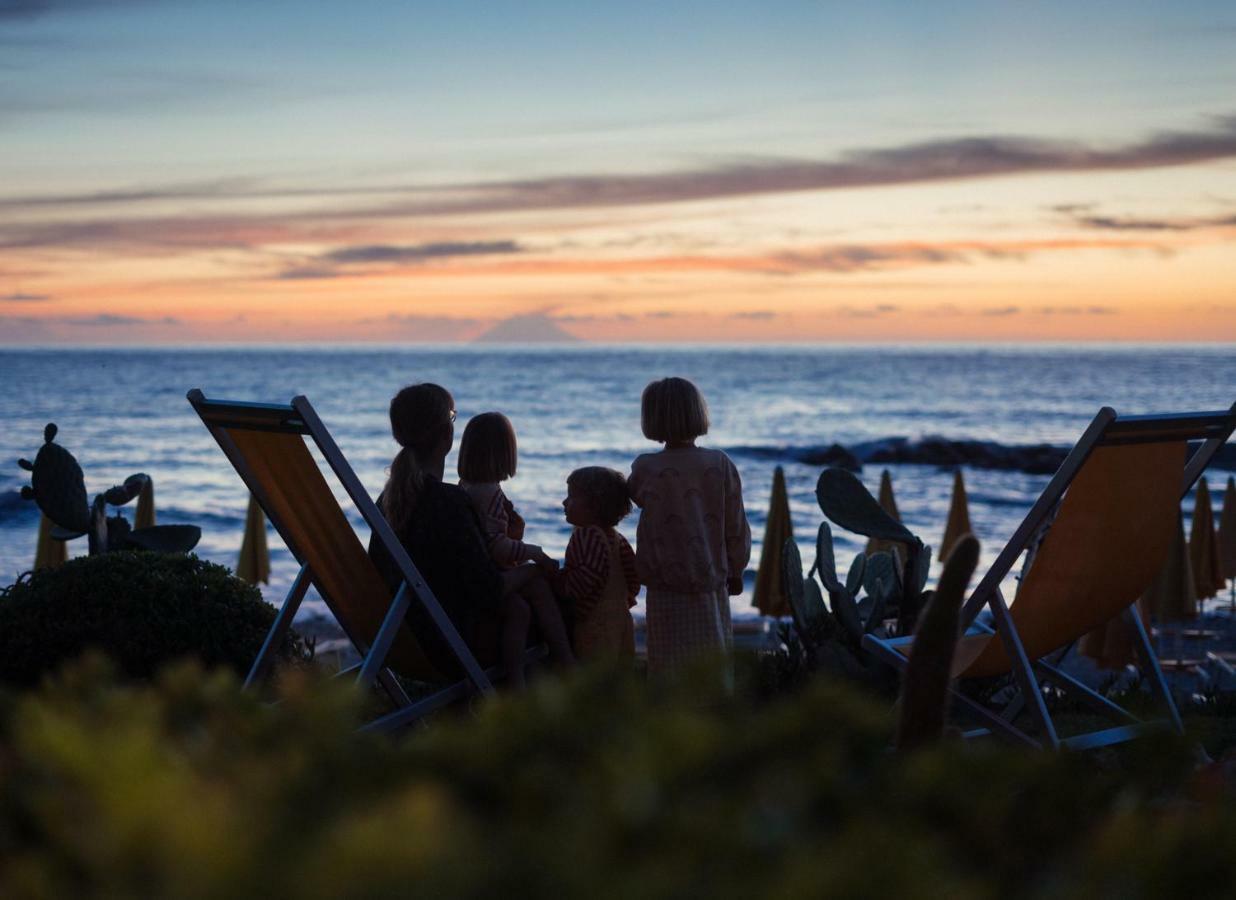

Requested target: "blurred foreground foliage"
[
  {"left": 0, "top": 552, "right": 309, "bottom": 686},
  {"left": 2, "top": 657, "right": 1235, "bottom": 899}
]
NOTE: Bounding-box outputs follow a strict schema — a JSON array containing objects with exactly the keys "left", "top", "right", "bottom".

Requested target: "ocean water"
[{"left": 2, "top": 345, "right": 1233, "bottom": 622}]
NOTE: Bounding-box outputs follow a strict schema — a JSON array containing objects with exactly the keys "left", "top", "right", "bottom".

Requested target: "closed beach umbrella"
[
  {"left": 33, "top": 513, "right": 67, "bottom": 571},
  {"left": 236, "top": 493, "right": 270, "bottom": 585},
  {"left": 1188, "top": 478, "right": 1218, "bottom": 600},
  {"left": 1147, "top": 509, "right": 1197, "bottom": 621},
  {"left": 865, "top": 469, "right": 903, "bottom": 558},
  {"left": 752, "top": 466, "right": 793, "bottom": 616},
  {"left": 1080, "top": 599, "right": 1148, "bottom": 670},
  {"left": 938, "top": 469, "right": 972, "bottom": 562},
  {"left": 135, "top": 478, "right": 156, "bottom": 529},
  {"left": 1219, "top": 476, "right": 1236, "bottom": 598}
]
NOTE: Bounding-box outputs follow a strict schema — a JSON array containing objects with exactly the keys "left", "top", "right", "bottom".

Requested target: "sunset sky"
[{"left": 2, "top": 0, "right": 1235, "bottom": 343}]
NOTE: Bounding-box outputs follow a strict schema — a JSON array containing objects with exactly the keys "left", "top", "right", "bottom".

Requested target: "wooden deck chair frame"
[
  {"left": 189, "top": 389, "right": 527, "bottom": 733},
  {"left": 863, "top": 403, "right": 1236, "bottom": 751}
]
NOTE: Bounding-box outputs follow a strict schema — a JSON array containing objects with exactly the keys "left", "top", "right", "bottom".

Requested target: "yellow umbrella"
[
  {"left": 236, "top": 493, "right": 271, "bottom": 585},
  {"left": 1147, "top": 509, "right": 1197, "bottom": 622},
  {"left": 33, "top": 513, "right": 67, "bottom": 571},
  {"left": 1079, "top": 599, "right": 1148, "bottom": 670},
  {"left": 752, "top": 466, "right": 793, "bottom": 616},
  {"left": 1218, "top": 476, "right": 1236, "bottom": 602},
  {"left": 865, "top": 469, "right": 903, "bottom": 559},
  {"left": 1188, "top": 477, "right": 1218, "bottom": 600},
  {"left": 135, "top": 478, "right": 156, "bottom": 529},
  {"left": 938, "top": 468, "right": 972, "bottom": 562}
]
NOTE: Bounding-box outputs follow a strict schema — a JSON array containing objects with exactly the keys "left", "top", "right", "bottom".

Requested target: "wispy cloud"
[
  {"left": 981, "top": 306, "right": 1020, "bottom": 316},
  {"left": 837, "top": 304, "right": 901, "bottom": 319},
  {"left": 729, "top": 310, "right": 775, "bottom": 320},
  {"left": 273, "top": 240, "right": 527, "bottom": 279},
  {"left": 4, "top": 115, "right": 1236, "bottom": 224},
  {"left": 275, "top": 266, "right": 339, "bottom": 281},
  {"left": 353, "top": 313, "right": 480, "bottom": 341},
  {"left": 0, "top": 1, "right": 109, "bottom": 21},
  {"left": 0, "top": 310, "right": 182, "bottom": 343},
  {"left": 362, "top": 115, "right": 1236, "bottom": 218},
  {"left": 321, "top": 240, "right": 523, "bottom": 265},
  {"left": 774, "top": 245, "right": 969, "bottom": 272},
  {"left": 63, "top": 313, "right": 181, "bottom": 326},
  {"left": 1065, "top": 211, "right": 1236, "bottom": 232},
  {"left": 1037, "top": 305, "right": 1117, "bottom": 316},
  {"left": 1, "top": 291, "right": 50, "bottom": 301}
]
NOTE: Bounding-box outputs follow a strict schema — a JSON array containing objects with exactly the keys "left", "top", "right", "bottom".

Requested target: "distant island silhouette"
[{"left": 473, "top": 314, "right": 582, "bottom": 343}]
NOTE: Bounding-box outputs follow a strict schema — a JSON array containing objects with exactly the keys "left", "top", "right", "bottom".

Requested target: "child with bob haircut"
[
  {"left": 629, "top": 377, "right": 751, "bottom": 676},
  {"left": 556, "top": 466, "right": 639, "bottom": 661},
  {"left": 458, "top": 411, "right": 575, "bottom": 670}
]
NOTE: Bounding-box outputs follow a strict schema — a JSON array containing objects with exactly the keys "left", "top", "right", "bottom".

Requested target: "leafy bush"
[
  {"left": 1, "top": 657, "right": 1235, "bottom": 898},
  {"left": 0, "top": 552, "right": 306, "bottom": 686}
]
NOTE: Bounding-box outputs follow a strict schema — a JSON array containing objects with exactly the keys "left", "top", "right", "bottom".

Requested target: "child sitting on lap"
[
  {"left": 557, "top": 466, "right": 639, "bottom": 661},
  {"left": 459, "top": 412, "right": 575, "bottom": 673}
]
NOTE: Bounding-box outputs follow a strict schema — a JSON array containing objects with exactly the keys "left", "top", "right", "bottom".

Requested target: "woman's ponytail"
[
  {"left": 381, "top": 446, "right": 423, "bottom": 534},
  {"left": 379, "top": 383, "right": 454, "bottom": 533}
]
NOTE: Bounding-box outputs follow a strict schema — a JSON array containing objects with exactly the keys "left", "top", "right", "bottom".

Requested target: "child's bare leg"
[
  {"left": 523, "top": 574, "right": 577, "bottom": 666},
  {"left": 502, "top": 592, "right": 532, "bottom": 689}
]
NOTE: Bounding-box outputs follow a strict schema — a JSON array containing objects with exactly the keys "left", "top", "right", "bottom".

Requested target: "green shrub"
[
  {"left": 0, "top": 657, "right": 1234, "bottom": 899},
  {"left": 0, "top": 552, "right": 305, "bottom": 687}
]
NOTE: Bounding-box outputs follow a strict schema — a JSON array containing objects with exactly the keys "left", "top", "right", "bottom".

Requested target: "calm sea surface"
[{"left": 2, "top": 345, "right": 1233, "bottom": 620}]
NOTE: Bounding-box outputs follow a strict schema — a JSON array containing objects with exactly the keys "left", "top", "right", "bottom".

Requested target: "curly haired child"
[{"left": 556, "top": 466, "right": 639, "bottom": 661}]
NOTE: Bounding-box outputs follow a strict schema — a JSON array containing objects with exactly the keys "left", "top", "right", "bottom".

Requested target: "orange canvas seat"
[
  {"left": 189, "top": 390, "right": 506, "bottom": 732},
  {"left": 865, "top": 403, "right": 1236, "bottom": 750}
]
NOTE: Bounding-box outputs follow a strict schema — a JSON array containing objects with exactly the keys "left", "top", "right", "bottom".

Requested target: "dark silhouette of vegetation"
[
  {"left": 0, "top": 552, "right": 307, "bottom": 687},
  {"left": 0, "top": 657, "right": 1231, "bottom": 898}
]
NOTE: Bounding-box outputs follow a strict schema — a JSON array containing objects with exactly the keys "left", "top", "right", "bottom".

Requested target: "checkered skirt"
[{"left": 644, "top": 587, "right": 732, "bottom": 676}]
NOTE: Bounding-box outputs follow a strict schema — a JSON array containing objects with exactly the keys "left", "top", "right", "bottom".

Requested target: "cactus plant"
[
  {"left": 895, "top": 533, "right": 980, "bottom": 752},
  {"left": 18, "top": 423, "right": 90, "bottom": 537},
  {"left": 17, "top": 424, "right": 201, "bottom": 557}
]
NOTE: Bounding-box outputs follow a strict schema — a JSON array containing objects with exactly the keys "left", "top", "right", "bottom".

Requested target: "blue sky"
[{"left": 2, "top": 0, "right": 1235, "bottom": 342}]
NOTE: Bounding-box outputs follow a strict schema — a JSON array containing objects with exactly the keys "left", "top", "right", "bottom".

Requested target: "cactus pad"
[
  {"left": 863, "top": 551, "right": 901, "bottom": 601},
  {"left": 815, "top": 521, "right": 841, "bottom": 592},
  {"left": 845, "top": 552, "right": 866, "bottom": 597},
  {"left": 895, "top": 533, "right": 980, "bottom": 752},
  {"left": 816, "top": 468, "right": 916, "bottom": 544},
  {"left": 829, "top": 586, "right": 864, "bottom": 642}
]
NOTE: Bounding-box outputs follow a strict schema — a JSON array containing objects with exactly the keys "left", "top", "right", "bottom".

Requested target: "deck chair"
[
  {"left": 863, "top": 403, "right": 1236, "bottom": 750},
  {"left": 189, "top": 390, "right": 531, "bottom": 733}
]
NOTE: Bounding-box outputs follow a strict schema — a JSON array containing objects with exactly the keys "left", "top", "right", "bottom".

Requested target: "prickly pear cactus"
[
  {"left": 18, "top": 425, "right": 200, "bottom": 555},
  {"left": 783, "top": 538, "right": 826, "bottom": 661},
  {"left": 18, "top": 423, "right": 90, "bottom": 535},
  {"left": 896, "top": 533, "right": 980, "bottom": 752}
]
